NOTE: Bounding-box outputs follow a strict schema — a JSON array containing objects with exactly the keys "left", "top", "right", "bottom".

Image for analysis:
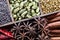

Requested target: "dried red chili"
[
  {"left": 0, "top": 29, "right": 13, "bottom": 38},
  {"left": 0, "top": 34, "right": 14, "bottom": 40}
]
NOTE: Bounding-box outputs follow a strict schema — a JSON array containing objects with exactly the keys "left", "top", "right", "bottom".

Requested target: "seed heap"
[
  {"left": 0, "top": 0, "right": 12, "bottom": 25},
  {"left": 40, "top": 0, "right": 60, "bottom": 14},
  {"left": 9, "top": 0, "right": 40, "bottom": 21}
]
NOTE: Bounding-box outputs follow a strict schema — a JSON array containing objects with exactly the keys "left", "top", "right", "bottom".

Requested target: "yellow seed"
[
  {"left": 41, "top": 5, "right": 44, "bottom": 8},
  {"left": 46, "top": 0, "right": 49, "bottom": 2},
  {"left": 58, "top": 0, "right": 60, "bottom": 2},
  {"left": 58, "top": 5, "right": 60, "bottom": 8},
  {"left": 40, "top": 0, "right": 60, "bottom": 14},
  {"left": 54, "top": 5, "right": 56, "bottom": 7}
]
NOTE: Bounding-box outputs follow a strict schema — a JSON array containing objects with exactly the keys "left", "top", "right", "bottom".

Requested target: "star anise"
[
  {"left": 10, "top": 17, "right": 50, "bottom": 40},
  {"left": 33, "top": 17, "right": 42, "bottom": 30},
  {"left": 38, "top": 34, "right": 49, "bottom": 40},
  {"left": 33, "top": 17, "right": 50, "bottom": 40},
  {"left": 16, "top": 31, "right": 29, "bottom": 40},
  {"left": 23, "top": 22, "right": 37, "bottom": 37},
  {"left": 28, "top": 37, "right": 34, "bottom": 40},
  {"left": 10, "top": 23, "right": 24, "bottom": 39}
]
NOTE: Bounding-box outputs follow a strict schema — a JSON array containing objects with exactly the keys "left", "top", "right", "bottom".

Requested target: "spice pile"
[
  {"left": 9, "top": 0, "right": 40, "bottom": 21},
  {"left": 40, "top": 0, "right": 60, "bottom": 14},
  {"left": 0, "top": 0, "right": 12, "bottom": 25},
  {"left": 0, "top": 28, "right": 14, "bottom": 40}
]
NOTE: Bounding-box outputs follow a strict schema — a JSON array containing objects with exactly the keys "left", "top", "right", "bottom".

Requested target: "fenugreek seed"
[{"left": 40, "top": 0, "right": 60, "bottom": 14}]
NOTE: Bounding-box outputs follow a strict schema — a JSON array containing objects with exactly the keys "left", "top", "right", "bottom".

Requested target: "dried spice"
[
  {"left": 10, "top": 23, "right": 25, "bottom": 39},
  {"left": 50, "top": 37, "right": 60, "bottom": 40},
  {"left": 9, "top": 0, "right": 40, "bottom": 21},
  {"left": 46, "top": 21, "right": 60, "bottom": 29},
  {"left": 0, "top": 29, "right": 14, "bottom": 40},
  {"left": 0, "top": 0, "right": 12, "bottom": 25},
  {"left": 0, "top": 34, "right": 14, "bottom": 40},
  {"left": 10, "top": 17, "right": 50, "bottom": 40},
  {"left": 40, "top": 0, "right": 60, "bottom": 14},
  {"left": 34, "top": 17, "right": 50, "bottom": 40},
  {"left": 45, "top": 13, "right": 60, "bottom": 29},
  {"left": 0, "top": 29, "right": 13, "bottom": 38},
  {"left": 43, "top": 12, "right": 60, "bottom": 37}
]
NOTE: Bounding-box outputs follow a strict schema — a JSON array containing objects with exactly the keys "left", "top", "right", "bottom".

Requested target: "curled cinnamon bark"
[
  {"left": 47, "top": 12, "right": 60, "bottom": 20},
  {"left": 45, "top": 21, "right": 60, "bottom": 29},
  {"left": 50, "top": 30, "right": 60, "bottom": 33},
  {"left": 48, "top": 16, "right": 60, "bottom": 23},
  {"left": 56, "top": 12, "right": 60, "bottom": 16},
  {"left": 50, "top": 33, "right": 60, "bottom": 37},
  {"left": 50, "top": 37, "right": 60, "bottom": 40}
]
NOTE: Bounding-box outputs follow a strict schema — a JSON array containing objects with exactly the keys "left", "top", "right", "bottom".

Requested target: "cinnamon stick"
[
  {"left": 45, "top": 21, "right": 60, "bottom": 29},
  {"left": 49, "top": 33, "right": 60, "bottom": 37},
  {"left": 48, "top": 16, "right": 60, "bottom": 23},
  {"left": 50, "top": 30, "right": 60, "bottom": 33},
  {"left": 49, "top": 30, "right": 60, "bottom": 37},
  {"left": 50, "top": 37, "right": 60, "bottom": 40},
  {"left": 47, "top": 12, "right": 60, "bottom": 20}
]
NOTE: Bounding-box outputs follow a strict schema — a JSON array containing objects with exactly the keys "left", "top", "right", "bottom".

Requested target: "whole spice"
[
  {"left": 0, "top": 0, "right": 12, "bottom": 25},
  {"left": 45, "top": 21, "right": 60, "bottom": 29},
  {"left": 50, "top": 30, "right": 60, "bottom": 33},
  {"left": 48, "top": 16, "right": 60, "bottom": 23},
  {"left": 34, "top": 17, "right": 50, "bottom": 40},
  {"left": 9, "top": 0, "right": 40, "bottom": 21},
  {"left": 40, "top": 0, "right": 60, "bottom": 14},
  {"left": 10, "top": 23, "right": 23, "bottom": 39},
  {"left": 0, "top": 34, "right": 9, "bottom": 39},
  {"left": 0, "top": 34, "right": 14, "bottom": 40},
  {"left": 10, "top": 17, "right": 50, "bottom": 40},
  {"left": 50, "top": 37, "right": 60, "bottom": 40},
  {"left": 23, "top": 22, "right": 37, "bottom": 38},
  {"left": 0, "top": 29, "right": 13, "bottom": 38},
  {"left": 50, "top": 33, "right": 60, "bottom": 37},
  {"left": 11, "top": 22, "right": 37, "bottom": 40},
  {"left": 46, "top": 12, "right": 60, "bottom": 20}
]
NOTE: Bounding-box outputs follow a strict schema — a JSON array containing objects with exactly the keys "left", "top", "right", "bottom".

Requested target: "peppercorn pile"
[
  {"left": 40, "top": 0, "right": 60, "bottom": 14},
  {"left": 0, "top": 0, "right": 12, "bottom": 25},
  {"left": 9, "top": 0, "right": 40, "bottom": 21}
]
